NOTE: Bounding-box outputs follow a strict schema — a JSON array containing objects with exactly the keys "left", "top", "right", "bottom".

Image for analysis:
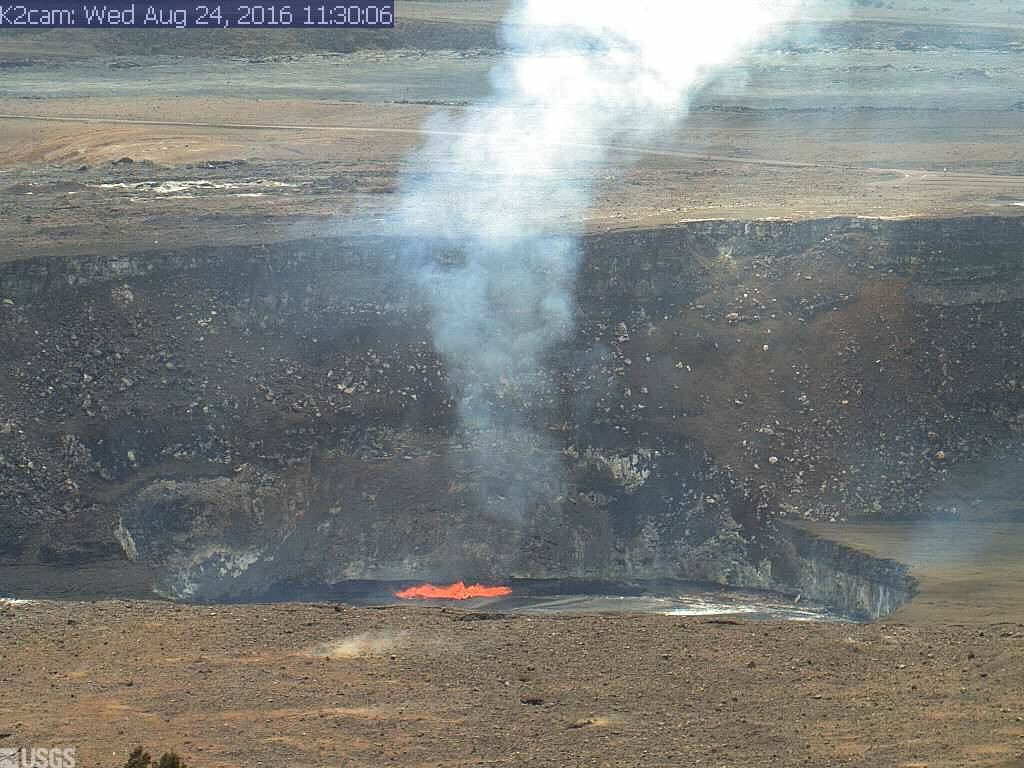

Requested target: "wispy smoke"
[
  {"left": 308, "top": 631, "right": 406, "bottom": 659},
  {"left": 396, "top": 0, "right": 804, "bottom": 518}
]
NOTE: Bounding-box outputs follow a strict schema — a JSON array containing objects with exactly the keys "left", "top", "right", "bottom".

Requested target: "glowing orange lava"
[{"left": 394, "top": 581, "right": 513, "bottom": 600}]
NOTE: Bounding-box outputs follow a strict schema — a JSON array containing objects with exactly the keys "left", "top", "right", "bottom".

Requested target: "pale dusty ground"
[
  {"left": 2, "top": 99, "right": 1023, "bottom": 258},
  {"left": 796, "top": 522, "right": 1024, "bottom": 626},
  {"left": 1, "top": 1, "right": 1024, "bottom": 257},
  {"left": 2, "top": 599, "right": 1024, "bottom": 768}
]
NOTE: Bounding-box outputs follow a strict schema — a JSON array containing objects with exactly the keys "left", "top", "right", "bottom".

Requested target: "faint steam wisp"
[{"left": 395, "top": 1, "right": 805, "bottom": 518}]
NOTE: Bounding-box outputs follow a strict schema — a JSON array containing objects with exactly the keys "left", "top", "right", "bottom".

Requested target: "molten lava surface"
[{"left": 394, "top": 581, "right": 513, "bottom": 600}]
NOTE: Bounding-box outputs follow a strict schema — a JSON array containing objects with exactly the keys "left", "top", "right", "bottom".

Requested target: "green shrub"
[
  {"left": 123, "top": 747, "right": 189, "bottom": 768},
  {"left": 154, "top": 753, "right": 188, "bottom": 768}
]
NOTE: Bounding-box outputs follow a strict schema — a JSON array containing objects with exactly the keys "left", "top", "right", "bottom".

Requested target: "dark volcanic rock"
[{"left": 0, "top": 216, "right": 1020, "bottom": 609}]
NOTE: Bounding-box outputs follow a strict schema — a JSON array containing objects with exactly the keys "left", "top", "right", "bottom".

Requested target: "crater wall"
[{"left": 1, "top": 216, "right": 1019, "bottom": 612}]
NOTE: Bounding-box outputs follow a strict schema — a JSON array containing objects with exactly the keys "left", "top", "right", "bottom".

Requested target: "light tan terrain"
[
  {"left": 2, "top": 96, "right": 1024, "bottom": 258},
  {"left": 1, "top": 1, "right": 1023, "bottom": 257},
  {"left": 2, "top": 599, "right": 1024, "bottom": 768},
  {"left": 796, "top": 522, "right": 1024, "bottom": 626}
]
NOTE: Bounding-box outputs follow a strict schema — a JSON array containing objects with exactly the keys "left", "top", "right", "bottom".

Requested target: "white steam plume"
[{"left": 396, "top": 0, "right": 803, "bottom": 518}]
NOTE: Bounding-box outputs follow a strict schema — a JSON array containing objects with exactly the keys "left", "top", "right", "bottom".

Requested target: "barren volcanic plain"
[{"left": 3, "top": 1, "right": 1024, "bottom": 766}]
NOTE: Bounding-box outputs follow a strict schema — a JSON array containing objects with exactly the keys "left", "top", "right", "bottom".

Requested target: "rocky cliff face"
[{"left": 1, "top": 216, "right": 1019, "bottom": 609}]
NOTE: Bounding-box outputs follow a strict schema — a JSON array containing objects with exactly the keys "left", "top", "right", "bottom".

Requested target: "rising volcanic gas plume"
[{"left": 396, "top": 0, "right": 808, "bottom": 518}]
